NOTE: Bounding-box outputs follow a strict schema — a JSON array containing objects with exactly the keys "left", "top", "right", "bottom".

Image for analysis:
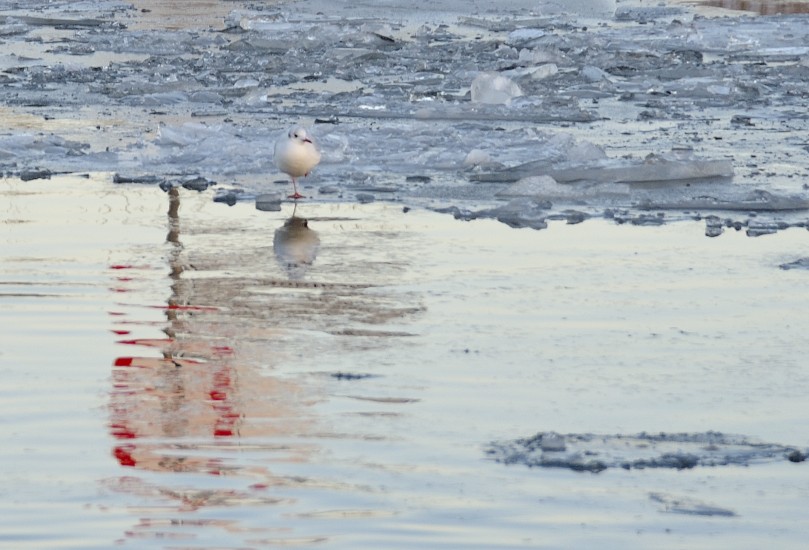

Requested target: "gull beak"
[{"left": 303, "top": 138, "right": 313, "bottom": 144}]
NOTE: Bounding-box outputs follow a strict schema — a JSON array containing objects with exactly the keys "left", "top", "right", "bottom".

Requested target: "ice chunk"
[
  {"left": 580, "top": 65, "right": 611, "bottom": 83},
  {"left": 155, "top": 123, "right": 221, "bottom": 147},
  {"left": 637, "top": 190, "right": 809, "bottom": 213},
  {"left": 650, "top": 493, "right": 736, "bottom": 517},
  {"left": 256, "top": 193, "right": 282, "bottom": 212},
  {"left": 122, "top": 91, "right": 188, "bottom": 106},
  {"left": 566, "top": 140, "right": 607, "bottom": 164},
  {"left": 507, "top": 29, "right": 546, "bottom": 46},
  {"left": 496, "top": 175, "right": 560, "bottom": 198},
  {"left": 529, "top": 63, "right": 559, "bottom": 80},
  {"left": 474, "top": 150, "right": 734, "bottom": 184},
  {"left": 463, "top": 149, "right": 493, "bottom": 167},
  {"left": 0, "top": 133, "right": 88, "bottom": 161},
  {"left": 536, "top": 0, "right": 616, "bottom": 18},
  {"left": 780, "top": 258, "right": 809, "bottom": 271},
  {"left": 552, "top": 154, "right": 734, "bottom": 184},
  {"left": 486, "top": 431, "right": 808, "bottom": 472},
  {"left": 495, "top": 175, "right": 630, "bottom": 199},
  {"left": 538, "top": 432, "right": 566, "bottom": 452},
  {"left": 470, "top": 72, "right": 523, "bottom": 105},
  {"left": 233, "top": 77, "right": 260, "bottom": 89}
]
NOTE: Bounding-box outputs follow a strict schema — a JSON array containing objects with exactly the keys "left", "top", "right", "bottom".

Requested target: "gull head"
[{"left": 289, "top": 127, "right": 313, "bottom": 144}]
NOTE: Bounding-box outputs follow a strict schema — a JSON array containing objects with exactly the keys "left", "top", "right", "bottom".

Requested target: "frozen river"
[{"left": 2, "top": 0, "right": 809, "bottom": 548}]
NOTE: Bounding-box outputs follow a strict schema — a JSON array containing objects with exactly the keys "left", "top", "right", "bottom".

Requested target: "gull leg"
[{"left": 288, "top": 177, "right": 304, "bottom": 200}]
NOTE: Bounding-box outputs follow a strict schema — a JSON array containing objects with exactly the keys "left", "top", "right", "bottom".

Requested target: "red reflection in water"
[
  {"left": 106, "top": 191, "right": 247, "bottom": 471},
  {"left": 104, "top": 184, "right": 315, "bottom": 547},
  {"left": 151, "top": 304, "right": 221, "bottom": 312},
  {"left": 114, "top": 445, "right": 137, "bottom": 467}
]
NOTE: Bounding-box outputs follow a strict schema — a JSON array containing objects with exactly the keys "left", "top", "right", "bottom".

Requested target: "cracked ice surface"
[{"left": 1, "top": 0, "right": 809, "bottom": 231}]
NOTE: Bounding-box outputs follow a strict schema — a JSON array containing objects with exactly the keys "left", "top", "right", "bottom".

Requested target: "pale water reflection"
[
  {"left": 2, "top": 177, "right": 809, "bottom": 549},
  {"left": 273, "top": 208, "right": 321, "bottom": 281}
]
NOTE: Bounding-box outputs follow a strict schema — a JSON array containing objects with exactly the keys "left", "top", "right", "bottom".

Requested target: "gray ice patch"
[
  {"left": 649, "top": 492, "right": 736, "bottom": 517},
  {"left": 485, "top": 431, "right": 808, "bottom": 473}
]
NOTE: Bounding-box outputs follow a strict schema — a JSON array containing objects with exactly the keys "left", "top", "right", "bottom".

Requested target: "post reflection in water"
[{"left": 107, "top": 188, "right": 318, "bottom": 521}]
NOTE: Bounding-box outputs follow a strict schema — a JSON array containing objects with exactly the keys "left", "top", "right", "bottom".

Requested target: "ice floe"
[{"left": 486, "top": 431, "right": 808, "bottom": 473}]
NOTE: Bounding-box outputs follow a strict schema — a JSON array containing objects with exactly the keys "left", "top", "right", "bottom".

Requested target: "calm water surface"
[{"left": 2, "top": 177, "right": 809, "bottom": 549}]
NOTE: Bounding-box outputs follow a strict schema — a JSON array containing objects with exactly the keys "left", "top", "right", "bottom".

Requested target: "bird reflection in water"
[{"left": 273, "top": 204, "right": 320, "bottom": 280}]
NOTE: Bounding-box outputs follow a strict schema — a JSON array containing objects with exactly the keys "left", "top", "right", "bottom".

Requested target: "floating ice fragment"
[
  {"left": 463, "top": 149, "right": 493, "bottom": 167},
  {"left": 470, "top": 72, "right": 523, "bottom": 105},
  {"left": 507, "top": 28, "right": 546, "bottom": 46},
  {"left": 649, "top": 493, "right": 736, "bottom": 517},
  {"left": 496, "top": 175, "right": 630, "bottom": 199},
  {"left": 538, "top": 431, "right": 566, "bottom": 452},
  {"left": 486, "top": 431, "right": 809, "bottom": 473},
  {"left": 123, "top": 91, "right": 188, "bottom": 106},
  {"left": 113, "top": 173, "right": 161, "bottom": 184},
  {"left": 536, "top": 0, "right": 616, "bottom": 18},
  {"left": 495, "top": 175, "right": 559, "bottom": 198},
  {"left": 567, "top": 140, "right": 607, "bottom": 164},
  {"left": 580, "top": 65, "right": 610, "bottom": 82},
  {"left": 746, "top": 220, "right": 785, "bottom": 237},
  {"left": 19, "top": 169, "right": 53, "bottom": 181},
  {"left": 256, "top": 193, "right": 282, "bottom": 212},
  {"left": 155, "top": 123, "right": 221, "bottom": 147},
  {"left": 704, "top": 215, "right": 724, "bottom": 238},
  {"left": 639, "top": 189, "right": 809, "bottom": 212},
  {"left": 474, "top": 150, "right": 734, "bottom": 184},
  {"left": 779, "top": 258, "right": 809, "bottom": 271},
  {"left": 529, "top": 63, "right": 559, "bottom": 80},
  {"left": 233, "top": 77, "right": 260, "bottom": 89}
]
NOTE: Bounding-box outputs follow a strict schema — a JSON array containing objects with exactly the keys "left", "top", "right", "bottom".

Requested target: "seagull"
[{"left": 273, "top": 127, "right": 321, "bottom": 200}]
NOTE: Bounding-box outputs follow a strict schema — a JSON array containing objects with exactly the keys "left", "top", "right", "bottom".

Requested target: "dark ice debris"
[
  {"left": 779, "top": 258, "right": 809, "bottom": 271},
  {"left": 787, "top": 449, "right": 806, "bottom": 462},
  {"left": 329, "top": 372, "right": 378, "bottom": 381},
  {"left": 0, "top": 15, "right": 115, "bottom": 29},
  {"left": 19, "top": 169, "right": 52, "bottom": 181},
  {"left": 113, "top": 173, "right": 161, "bottom": 184},
  {"left": 180, "top": 176, "right": 215, "bottom": 192},
  {"left": 649, "top": 493, "right": 736, "bottom": 517},
  {"left": 213, "top": 188, "right": 245, "bottom": 206},
  {"left": 614, "top": 6, "right": 686, "bottom": 22},
  {"left": 731, "top": 114, "right": 754, "bottom": 126},
  {"left": 704, "top": 215, "right": 724, "bottom": 237},
  {"left": 485, "top": 431, "right": 809, "bottom": 473},
  {"left": 746, "top": 219, "right": 788, "bottom": 237}
]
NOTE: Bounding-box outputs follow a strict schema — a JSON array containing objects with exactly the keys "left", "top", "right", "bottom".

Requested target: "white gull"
[{"left": 273, "top": 127, "right": 321, "bottom": 199}]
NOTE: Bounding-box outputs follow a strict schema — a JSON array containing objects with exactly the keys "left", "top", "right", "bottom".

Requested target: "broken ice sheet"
[{"left": 472, "top": 149, "right": 734, "bottom": 185}]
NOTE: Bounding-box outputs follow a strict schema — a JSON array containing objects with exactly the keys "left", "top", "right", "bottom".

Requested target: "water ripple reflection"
[{"left": 105, "top": 187, "right": 423, "bottom": 545}]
